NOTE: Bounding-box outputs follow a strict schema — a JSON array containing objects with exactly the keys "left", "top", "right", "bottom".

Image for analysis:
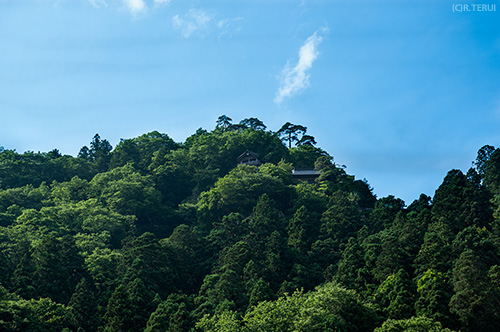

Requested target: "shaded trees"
[
  {"left": 432, "top": 169, "right": 492, "bottom": 233},
  {"left": 239, "top": 117, "right": 267, "bottom": 131},
  {"left": 198, "top": 282, "right": 379, "bottom": 332},
  {"left": 374, "top": 316, "right": 454, "bottom": 332},
  {"left": 277, "top": 122, "right": 308, "bottom": 149},
  {"left": 1, "top": 121, "right": 500, "bottom": 331},
  {"left": 78, "top": 134, "right": 112, "bottom": 172},
  {"left": 109, "top": 131, "right": 178, "bottom": 172},
  {"left": 196, "top": 164, "right": 291, "bottom": 229},
  {"left": 32, "top": 235, "right": 84, "bottom": 304},
  {"left": 483, "top": 148, "right": 500, "bottom": 195},
  {"left": 450, "top": 250, "right": 500, "bottom": 332},
  {"left": 415, "top": 269, "right": 455, "bottom": 329}
]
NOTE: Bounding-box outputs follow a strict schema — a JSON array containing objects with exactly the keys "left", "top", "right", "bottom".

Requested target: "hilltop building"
[
  {"left": 237, "top": 150, "right": 262, "bottom": 166},
  {"left": 237, "top": 149, "right": 320, "bottom": 183},
  {"left": 291, "top": 168, "right": 320, "bottom": 183}
]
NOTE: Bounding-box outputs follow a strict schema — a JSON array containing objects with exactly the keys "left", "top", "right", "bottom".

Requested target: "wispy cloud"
[
  {"left": 153, "top": 0, "right": 171, "bottom": 7},
  {"left": 88, "top": 0, "right": 108, "bottom": 8},
  {"left": 86, "top": 0, "right": 171, "bottom": 15},
  {"left": 172, "top": 9, "right": 213, "bottom": 38},
  {"left": 217, "top": 17, "right": 244, "bottom": 38},
  {"left": 172, "top": 9, "right": 243, "bottom": 39},
  {"left": 274, "top": 28, "right": 328, "bottom": 104},
  {"left": 86, "top": 2, "right": 240, "bottom": 34}
]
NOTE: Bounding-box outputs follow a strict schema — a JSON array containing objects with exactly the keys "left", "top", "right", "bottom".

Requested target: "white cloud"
[
  {"left": 124, "top": 0, "right": 146, "bottom": 14},
  {"left": 87, "top": 0, "right": 108, "bottom": 8},
  {"left": 172, "top": 9, "right": 213, "bottom": 38},
  {"left": 217, "top": 17, "right": 244, "bottom": 38},
  {"left": 274, "top": 29, "right": 327, "bottom": 104},
  {"left": 172, "top": 10, "right": 243, "bottom": 38},
  {"left": 86, "top": 0, "right": 171, "bottom": 14}
]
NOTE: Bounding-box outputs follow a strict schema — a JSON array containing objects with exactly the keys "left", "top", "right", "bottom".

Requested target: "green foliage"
[
  {"left": 51, "top": 176, "right": 90, "bottom": 203},
  {"left": 202, "top": 282, "right": 379, "bottom": 332},
  {"left": 196, "top": 269, "right": 248, "bottom": 315},
  {"left": 145, "top": 293, "right": 196, "bottom": 332},
  {"left": 197, "top": 165, "right": 290, "bottom": 228},
  {"left": 474, "top": 145, "right": 496, "bottom": 178},
  {"left": 372, "top": 211, "right": 426, "bottom": 283},
  {"left": 414, "top": 222, "right": 455, "bottom": 276},
  {"left": 374, "top": 316, "right": 455, "bottom": 332},
  {"left": 291, "top": 181, "right": 328, "bottom": 215},
  {"left": 208, "top": 212, "right": 248, "bottom": 249},
  {"left": 196, "top": 310, "right": 241, "bottom": 332},
  {"left": 220, "top": 241, "right": 253, "bottom": 275},
  {"left": 373, "top": 269, "right": 416, "bottom": 320},
  {"left": 370, "top": 196, "right": 405, "bottom": 232},
  {"left": 68, "top": 277, "right": 101, "bottom": 332},
  {"left": 452, "top": 226, "right": 499, "bottom": 266},
  {"left": 78, "top": 134, "right": 112, "bottom": 172},
  {"left": 85, "top": 247, "right": 122, "bottom": 290},
  {"left": 31, "top": 235, "right": 84, "bottom": 304},
  {"left": 103, "top": 277, "right": 159, "bottom": 332},
  {"left": 415, "top": 269, "right": 455, "bottom": 328},
  {"left": 311, "top": 191, "right": 364, "bottom": 269},
  {"left": 119, "top": 232, "right": 178, "bottom": 297},
  {"left": 0, "top": 149, "right": 96, "bottom": 190},
  {"left": 10, "top": 198, "right": 134, "bottom": 247},
  {"left": 248, "top": 278, "right": 274, "bottom": 307},
  {"left": 239, "top": 117, "right": 267, "bottom": 130},
  {"left": 0, "top": 122, "right": 499, "bottom": 332},
  {"left": 432, "top": 169, "right": 492, "bottom": 233},
  {"left": 216, "top": 115, "right": 234, "bottom": 131},
  {"left": 184, "top": 124, "right": 289, "bottom": 175},
  {"left": 449, "top": 250, "right": 500, "bottom": 332},
  {"left": 483, "top": 148, "right": 500, "bottom": 195},
  {"left": 110, "top": 131, "right": 178, "bottom": 172},
  {"left": 288, "top": 206, "right": 317, "bottom": 254},
  {"left": 276, "top": 122, "right": 308, "bottom": 149},
  {"left": 314, "top": 156, "right": 376, "bottom": 209},
  {"left": 0, "top": 296, "right": 74, "bottom": 331},
  {"left": 249, "top": 194, "right": 284, "bottom": 241},
  {"left": 335, "top": 237, "right": 367, "bottom": 292},
  {"left": 166, "top": 224, "right": 212, "bottom": 293},
  {"left": 289, "top": 145, "right": 328, "bottom": 168},
  {"left": 90, "top": 164, "right": 166, "bottom": 233}
]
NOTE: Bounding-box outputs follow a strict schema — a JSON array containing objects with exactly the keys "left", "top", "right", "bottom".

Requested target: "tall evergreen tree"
[{"left": 450, "top": 250, "right": 500, "bottom": 332}]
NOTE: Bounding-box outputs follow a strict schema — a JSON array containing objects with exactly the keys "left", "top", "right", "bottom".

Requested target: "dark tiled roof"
[{"left": 237, "top": 149, "right": 260, "bottom": 162}]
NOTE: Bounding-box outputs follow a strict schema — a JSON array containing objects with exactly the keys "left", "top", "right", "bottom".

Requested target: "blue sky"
[{"left": 1, "top": 0, "right": 499, "bottom": 204}]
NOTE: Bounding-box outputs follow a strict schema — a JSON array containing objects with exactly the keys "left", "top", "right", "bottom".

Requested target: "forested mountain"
[{"left": 0, "top": 116, "right": 499, "bottom": 331}]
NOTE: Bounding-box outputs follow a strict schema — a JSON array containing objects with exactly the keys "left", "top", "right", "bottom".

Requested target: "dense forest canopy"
[{"left": 0, "top": 116, "right": 499, "bottom": 331}]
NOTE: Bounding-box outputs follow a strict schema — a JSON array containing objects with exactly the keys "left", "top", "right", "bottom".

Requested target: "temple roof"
[
  {"left": 291, "top": 168, "right": 320, "bottom": 176},
  {"left": 237, "top": 149, "right": 260, "bottom": 162}
]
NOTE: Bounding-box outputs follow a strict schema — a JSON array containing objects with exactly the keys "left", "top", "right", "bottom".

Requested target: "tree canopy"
[{"left": 0, "top": 116, "right": 497, "bottom": 331}]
